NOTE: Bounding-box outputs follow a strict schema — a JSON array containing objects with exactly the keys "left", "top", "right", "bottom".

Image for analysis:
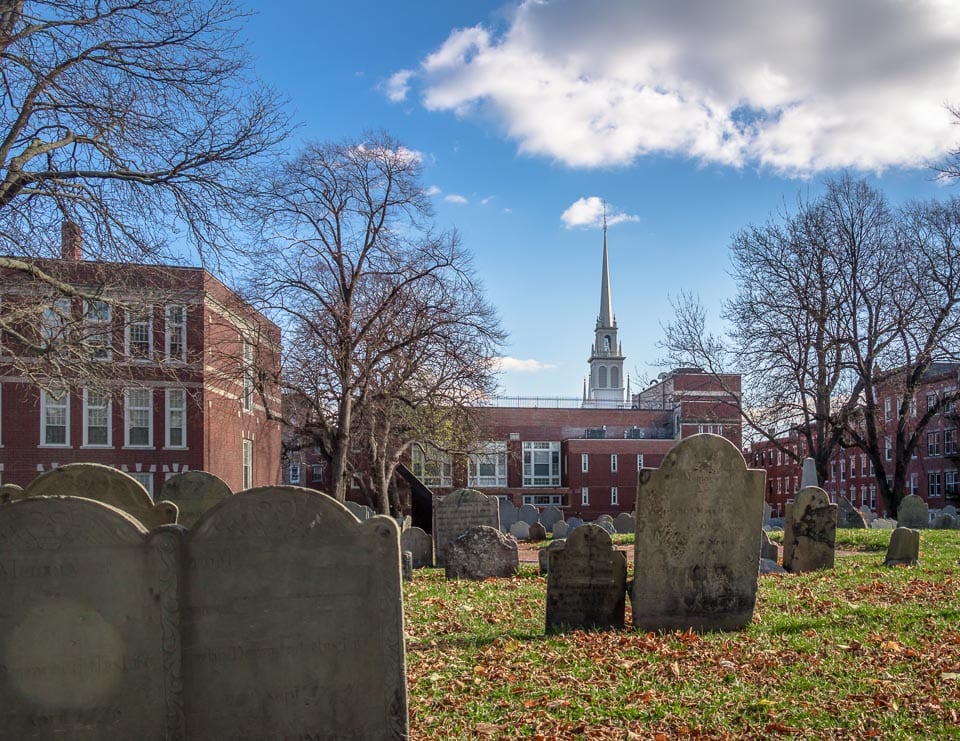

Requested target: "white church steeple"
[{"left": 585, "top": 206, "right": 626, "bottom": 407}]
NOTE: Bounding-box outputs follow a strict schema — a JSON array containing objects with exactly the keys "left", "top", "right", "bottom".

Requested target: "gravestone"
[
  {"left": 401, "top": 551, "right": 413, "bottom": 582},
  {"left": 884, "top": 527, "right": 920, "bottom": 567},
  {"left": 566, "top": 517, "right": 584, "bottom": 533},
  {"left": 400, "top": 526, "right": 434, "bottom": 568},
  {"left": 345, "top": 501, "right": 372, "bottom": 521},
  {"left": 614, "top": 512, "right": 635, "bottom": 534},
  {"left": 444, "top": 526, "right": 518, "bottom": 580},
  {"left": 632, "top": 434, "right": 765, "bottom": 632},
  {"left": 759, "top": 559, "right": 787, "bottom": 575},
  {"left": 0, "top": 483, "right": 24, "bottom": 503},
  {"left": 897, "top": 495, "right": 929, "bottom": 529},
  {"left": 540, "top": 506, "right": 563, "bottom": 531},
  {"left": 546, "top": 525, "right": 626, "bottom": 633},
  {"left": 518, "top": 503, "right": 540, "bottom": 526},
  {"left": 184, "top": 487, "right": 408, "bottom": 739},
  {"left": 595, "top": 514, "right": 615, "bottom": 527},
  {"left": 837, "top": 496, "right": 867, "bottom": 529},
  {"left": 760, "top": 531, "right": 779, "bottom": 562},
  {"left": 498, "top": 498, "right": 518, "bottom": 532},
  {"left": 595, "top": 519, "right": 616, "bottom": 535},
  {"left": 763, "top": 502, "right": 772, "bottom": 522},
  {"left": 872, "top": 518, "right": 897, "bottom": 530},
  {"left": 782, "top": 487, "right": 837, "bottom": 573},
  {"left": 800, "top": 457, "right": 819, "bottom": 488},
  {"left": 509, "top": 520, "right": 531, "bottom": 540},
  {"left": 539, "top": 539, "right": 566, "bottom": 576},
  {"left": 932, "top": 513, "right": 956, "bottom": 530},
  {"left": 159, "top": 470, "right": 232, "bottom": 528},
  {"left": 0, "top": 497, "right": 180, "bottom": 739},
  {"left": 860, "top": 505, "right": 877, "bottom": 524},
  {"left": 527, "top": 522, "right": 547, "bottom": 541},
  {"left": 552, "top": 520, "right": 569, "bottom": 539},
  {"left": 24, "top": 462, "right": 178, "bottom": 529},
  {"left": 433, "top": 489, "right": 500, "bottom": 566},
  {"left": 944, "top": 505, "right": 958, "bottom": 517}
]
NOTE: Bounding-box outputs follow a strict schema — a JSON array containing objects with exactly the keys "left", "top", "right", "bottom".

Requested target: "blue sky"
[{"left": 242, "top": 0, "right": 959, "bottom": 399}]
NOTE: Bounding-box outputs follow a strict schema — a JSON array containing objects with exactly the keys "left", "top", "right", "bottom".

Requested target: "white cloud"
[
  {"left": 398, "top": 0, "right": 960, "bottom": 175},
  {"left": 494, "top": 356, "right": 558, "bottom": 373},
  {"left": 444, "top": 193, "right": 468, "bottom": 204},
  {"left": 481, "top": 196, "right": 494, "bottom": 206},
  {"left": 561, "top": 197, "right": 639, "bottom": 229},
  {"left": 385, "top": 69, "right": 413, "bottom": 102},
  {"left": 424, "top": 185, "right": 441, "bottom": 196}
]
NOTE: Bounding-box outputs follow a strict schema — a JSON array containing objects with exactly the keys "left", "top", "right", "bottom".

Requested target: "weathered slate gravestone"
[
  {"left": 345, "top": 500, "right": 372, "bottom": 521},
  {"left": 800, "top": 457, "right": 819, "bottom": 488},
  {"left": 539, "top": 539, "right": 566, "bottom": 576},
  {"left": 595, "top": 519, "right": 616, "bottom": 535},
  {"left": 401, "top": 551, "right": 413, "bottom": 582},
  {"left": 184, "top": 487, "right": 408, "bottom": 739},
  {"left": 860, "top": 505, "right": 877, "bottom": 524},
  {"left": 759, "top": 559, "right": 787, "bottom": 575},
  {"left": 527, "top": 522, "right": 547, "bottom": 541},
  {"left": 552, "top": 520, "right": 569, "bottom": 539},
  {"left": 24, "top": 462, "right": 178, "bottom": 529},
  {"left": 944, "top": 505, "right": 958, "bottom": 517},
  {"left": 433, "top": 489, "right": 500, "bottom": 565},
  {"left": 0, "top": 497, "right": 181, "bottom": 740},
  {"left": 932, "top": 513, "right": 957, "bottom": 530},
  {"left": 546, "top": 525, "right": 626, "bottom": 633},
  {"left": 632, "top": 434, "right": 765, "bottom": 632},
  {"left": 566, "top": 517, "right": 584, "bottom": 532},
  {"left": 614, "top": 512, "right": 635, "bottom": 534},
  {"left": 760, "top": 531, "right": 779, "bottom": 562},
  {"left": 763, "top": 502, "right": 773, "bottom": 522},
  {"left": 498, "top": 498, "right": 518, "bottom": 532},
  {"left": 897, "top": 495, "right": 929, "bottom": 529},
  {"left": 872, "top": 518, "right": 897, "bottom": 530},
  {"left": 595, "top": 513, "right": 615, "bottom": 527},
  {"left": 0, "top": 482, "right": 24, "bottom": 503},
  {"left": 540, "top": 506, "right": 563, "bottom": 531},
  {"left": 159, "top": 470, "right": 232, "bottom": 528},
  {"left": 444, "top": 526, "right": 518, "bottom": 580},
  {"left": 400, "top": 526, "right": 434, "bottom": 568},
  {"left": 518, "top": 503, "right": 540, "bottom": 526},
  {"left": 884, "top": 527, "right": 920, "bottom": 567},
  {"left": 837, "top": 496, "right": 868, "bottom": 529},
  {"left": 782, "top": 487, "right": 837, "bottom": 573},
  {"left": 509, "top": 520, "right": 531, "bottom": 540}
]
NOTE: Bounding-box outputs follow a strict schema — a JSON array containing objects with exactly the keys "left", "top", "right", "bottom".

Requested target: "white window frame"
[
  {"left": 165, "top": 305, "right": 187, "bottom": 362},
  {"left": 945, "top": 470, "right": 958, "bottom": 496},
  {"left": 945, "top": 428, "right": 957, "bottom": 456},
  {"left": 41, "top": 297, "right": 71, "bottom": 350},
  {"left": 610, "top": 486, "right": 618, "bottom": 506},
  {"left": 637, "top": 453, "right": 644, "bottom": 471},
  {"left": 581, "top": 487, "right": 589, "bottom": 506},
  {"left": 289, "top": 463, "right": 301, "bottom": 484},
  {"left": 412, "top": 444, "right": 453, "bottom": 487},
  {"left": 928, "top": 430, "right": 941, "bottom": 457},
  {"left": 839, "top": 460, "right": 845, "bottom": 481},
  {"left": 124, "top": 387, "right": 153, "bottom": 448},
  {"left": 241, "top": 337, "right": 254, "bottom": 412},
  {"left": 40, "top": 388, "right": 70, "bottom": 447},
  {"left": 521, "top": 493, "right": 564, "bottom": 507},
  {"left": 467, "top": 441, "right": 507, "bottom": 488},
  {"left": 909, "top": 472, "right": 918, "bottom": 496},
  {"left": 611, "top": 454, "right": 618, "bottom": 472},
  {"left": 311, "top": 463, "right": 324, "bottom": 482},
  {"left": 83, "top": 299, "right": 112, "bottom": 360},
  {"left": 928, "top": 471, "right": 942, "bottom": 498},
  {"left": 884, "top": 436, "right": 892, "bottom": 461},
  {"left": 242, "top": 438, "right": 253, "bottom": 489},
  {"left": 165, "top": 388, "right": 186, "bottom": 449},
  {"left": 581, "top": 453, "right": 589, "bottom": 473},
  {"left": 130, "top": 472, "right": 154, "bottom": 499},
  {"left": 869, "top": 485, "right": 877, "bottom": 509},
  {"left": 522, "top": 441, "right": 561, "bottom": 487},
  {"left": 82, "top": 388, "right": 111, "bottom": 447}
]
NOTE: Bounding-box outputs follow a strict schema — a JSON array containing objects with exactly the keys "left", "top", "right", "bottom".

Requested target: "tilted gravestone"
[
  {"left": 24, "top": 463, "right": 179, "bottom": 529},
  {"left": 540, "top": 506, "right": 563, "bottom": 531},
  {"left": 159, "top": 470, "right": 232, "bottom": 528},
  {"left": 539, "top": 539, "right": 566, "bottom": 576},
  {"left": 885, "top": 527, "right": 920, "bottom": 567},
  {"left": 0, "top": 497, "right": 181, "bottom": 740},
  {"left": 433, "top": 489, "right": 500, "bottom": 566},
  {"left": 760, "top": 530, "right": 779, "bottom": 562},
  {"left": 782, "top": 487, "right": 837, "bottom": 573},
  {"left": 527, "top": 522, "right": 547, "bottom": 541},
  {"left": 400, "top": 526, "right": 434, "bottom": 568},
  {"left": 897, "top": 495, "right": 929, "bottom": 529},
  {"left": 498, "top": 498, "right": 518, "bottom": 532},
  {"left": 632, "top": 434, "right": 765, "bottom": 632},
  {"left": 613, "top": 512, "right": 636, "bottom": 534},
  {"left": 546, "top": 525, "right": 626, "bottom": 633},
  {"left": 444, "top": 526, "right": 518, "bottom": 580},
  {"left": 837, "top": 496, "right": 868, "bottom": 529},
  {"left": 800, "top": 457, "right": 819, "bottom": 488},
  {"left": 860, "top": 505, "right": 877, "bottom": 524},
  {"left": 518, "top": 503, "right": 540, "bottom": 526},
  {"left": 509, "top": 520, "right": 531, "bottom": 540},
  {"left": 551, "top": 520, "right": 569, "bottom": 539},
  {"left": 184, "top": 487, "right": 408, "bottom": 739}
]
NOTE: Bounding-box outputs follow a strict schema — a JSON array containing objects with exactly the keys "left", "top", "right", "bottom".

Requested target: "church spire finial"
[{"left": 598, "top": 201, "right": 614, "bottom": 329}]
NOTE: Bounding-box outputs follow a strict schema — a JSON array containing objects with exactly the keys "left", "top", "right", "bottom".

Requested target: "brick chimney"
[{"left": 61, "top": 221, "right": 82, "bottom": 261}]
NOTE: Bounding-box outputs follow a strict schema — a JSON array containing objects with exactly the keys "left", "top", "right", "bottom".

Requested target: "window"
[
  {"left": 884, "top": 436, "right": 892, "bottom": 461},
  {"left": 165, "top": 389, "right": 186, "bottom": 448},
  {"left": 84, "top": 300, "right": 111, "bottom": 360},
  {"left": 610, "top": 366, "right": 620, "bottom": 388},
  {"left": 831, "top": 461, "right": 836, "bottom": 480},
  {"left": 40, "top": 388, "right": 69, "bottom": 446},
  {"left": 41, "top": 298, "right": 71, "bottom": 350},
  {"left": 130, "top": 472, "right": 154, "bottom": 498},
  {"left": 839, "top": 460, "right": 845, "bottom": 481},
  {"left": 928, "top": 471, "right": 942, "bottom": 499},
  {"left": 860, "top": 485, "right": 867, "bottom": 507},
  {"left": 850, "top": 456, "right": 856, "bottom": 478},
  {"left": 598, "top": 366, "right": 607, "bottom": 388},
  {"left": 289, "top": 463, "right": 300, "bottom": 484},
  {"left": 311, "top": 463, "right": 324, "bottom": 482},
  {"left": 522, "top": 441, "right": 561, "bottom": 487},
  {"left": 610, "top": 486, "right": 618, "bottom": 506},
  {"left": 522, "top": 493, "right": 564, "bottom": 506},
  {"left": 125, "top": 309, "right": 152, "bottom": 360},
  {"left": 411, "top": 444, "right": 452, "bottom": 487},
  {"left": 927, "top": 392, "right": 937, "bottom": 412},
  {"left": 946, "top": 470, "right": 958, "bottom": 496},
  {"left": 793, "top": 476, "right": 799, "bottom": 493},
  {"left": 124, "top": 388, "right": 152, "bottom": 447},
  {"left": 468, "top": 442, "right": 507, "bottom": 487},
  {"left": 581, "top": 487, "right": 589, "bottom": 506},
  {"left": 928, "top": 431, "right": 941, "bottom": 457},
  {"left": 909, "top": 473, "right": 918, "bottom": 496},
  {"left": 945, "top": 429, "right": 957, "bottom": 456},
  {"left": 884, "top": 397, "right": 892, "bottom": 422},
  {"left": 165, "top": 305, "right": 186, "bottom": 362},
  {"left": 82, "top": 388, "right": 110, "bottom": 446},
  {"left": 581, "top": 453, "right": 589, "bottom": 473},
  {"left": 910, "top": 397, "right": 917, "bottom": 418},
  {"left": 869, "top": 485, "right": 877, "bottom": 509},
  {"left": 860, "top": 454, "right": 868, "bottom": 478},
  {"left": 242, "top": 438, "right": 253, "bottom": 489},
  {"left": 610, "top": 454, "right": 618, "bottom": 473},
  {"left": 637, "top": 454, "right": 644, "bottom": 471},
  {"left": 241, "top": 338, "right": 254, "bottom": 412}
]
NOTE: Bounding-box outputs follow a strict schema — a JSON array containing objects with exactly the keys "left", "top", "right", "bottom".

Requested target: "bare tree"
[
  {"left": 251, "top": 133, "right": 504, "bottom": 507},
  {"left": 0, "top": 0, "right": 286, "bottom": 386}
]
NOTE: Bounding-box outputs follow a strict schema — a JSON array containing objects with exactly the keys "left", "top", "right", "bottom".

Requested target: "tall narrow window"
[
  {"left": 165, "top": 305, "right": 186, "bottom": 362},
  {"left": 610, "top": 486, "right": 618, "bottom": 506},
  {"left": 242, "top": 438, "right": 253, "bottom": 489},
  {"left": 610, "top": 366, "right": 620, "bottom": 388},
  {"left": 610, "top": 454, "right": 618, "bottom": 472},
  {"left": 637, "top": 454, "right": 644, "bottom": 470},
  {"left": 130, "top": 472, "right": 154, "bottom": 499},
  {"left": 289, "top": 463, "right": 301, "bottom": 484},
  {"left": 84, "top": 300, "right": 111, "bottom": 360},
  {"left": 41, "top": 388, "right": 69, "bottom": 446},
  {"left": 125, "top": 309, "right": 152, "bottom": 360},
  {"left": 242, "top": 338, "right": 254, "bottom": 412},
  {"left": 581, "top": 453, "right": 589, "bottom": 473},
  {"left": 125, "top": 388, "right": 152, "bottom": 447},
  {"left": 41, "top": 298, "right": 71, "bottom": 350},
  {"left": 165, "top": 388, "right": 186, "bottom": 448},
  {"left": 928, "top": 471, "right": 942, "bottom": 498},
  {"left": 598, "top": 366, "right": 607, "bottom": 388},
  {"left": 928, "top": 430, "right": 942, "bottom": 457},
  {"left": 581, "top": 487, "right": 589, "bottom": 506},
  {"left": 82, "top": 388, "right": 111, "bottom": 446}
]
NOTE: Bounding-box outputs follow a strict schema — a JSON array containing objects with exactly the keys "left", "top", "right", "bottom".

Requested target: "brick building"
[
  {"left": 0, "top": 224, "right": 282, "bottom": 494},
  {"left": 748, "top": 363, "right": 960, "bottom": 518}
]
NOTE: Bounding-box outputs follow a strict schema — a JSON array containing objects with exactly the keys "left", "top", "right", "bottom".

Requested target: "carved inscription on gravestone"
[
  {"left": 183, "top": 487, "right": 408, "bottom": 740},
  {"left": 0, "top": 497, "right": 182, "bottom": 740},
  {"left": 433, "top": 489, "right": 500, "bottom": 566},
  {"left": 632, "top": 434, "right": 765, "bottom": 632}
]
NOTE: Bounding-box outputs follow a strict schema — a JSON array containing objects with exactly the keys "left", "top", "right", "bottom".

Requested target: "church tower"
[{"left": 584, "top": 210, "right": 626, "bottom": 407}]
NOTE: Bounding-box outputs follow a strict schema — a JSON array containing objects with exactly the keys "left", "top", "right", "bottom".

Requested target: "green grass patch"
[{"left": 404, "top": 531, "right": 960, "bottom": 739}]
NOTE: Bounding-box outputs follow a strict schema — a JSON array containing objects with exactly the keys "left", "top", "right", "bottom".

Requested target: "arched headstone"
[
  {"left": 159, "top": 470, "right": 232, "bottom": 528},
  {"left": 433, "top": 489, "right": 499, "bottom": 566},
  {"left": 782, "top": 487, "right": 837, "bottom": 573}
]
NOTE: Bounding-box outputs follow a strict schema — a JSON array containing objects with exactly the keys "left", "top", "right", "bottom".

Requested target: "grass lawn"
[{"left": 403, "top": 530, "right": 960, "bottom": 739}]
